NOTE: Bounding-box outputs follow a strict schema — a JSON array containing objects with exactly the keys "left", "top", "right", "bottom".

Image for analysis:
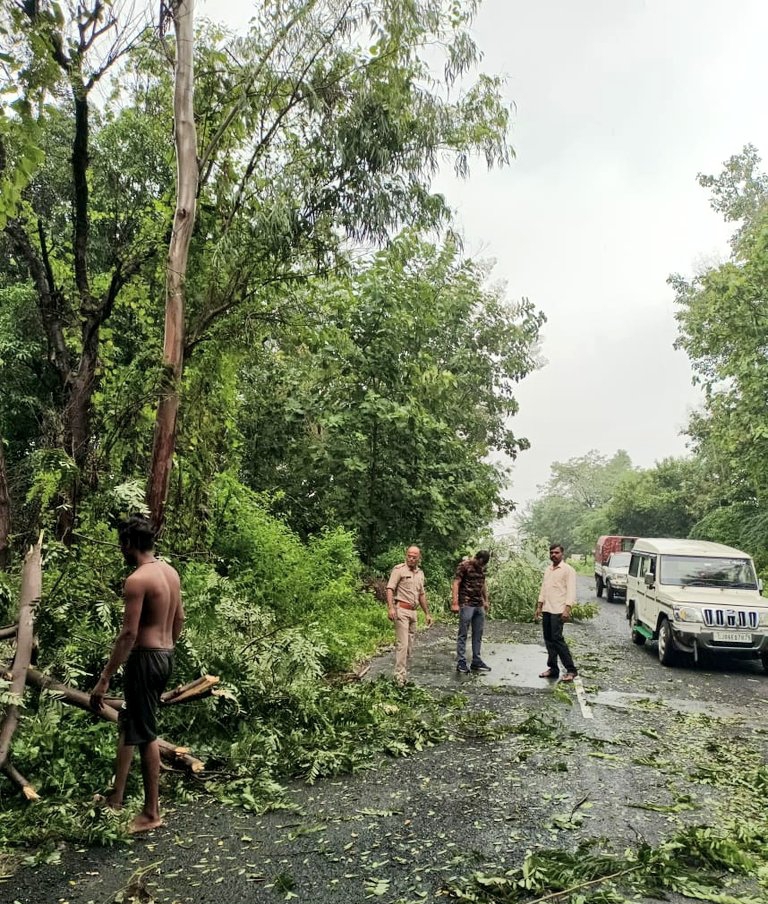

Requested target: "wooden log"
[
  {"left": 0, "top": 624, "right": 17, "bottom": 640},
  {"left": 23, "top": 667, "right": 205, "bottom": 773},
  {"left": 2, "top": 760, "right": 39, "bottom": 800},
  {"left": 0, "top": 535, "right": 42, "bottom": 770}
]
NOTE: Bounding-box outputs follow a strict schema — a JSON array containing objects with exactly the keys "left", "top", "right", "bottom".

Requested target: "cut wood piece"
[
  {"left": 0, "top": 535, "right": 42, "bottom": 770},
  {"left": 160, "top": 674, "right": 219, "bottom": 705},
  {"left": 2, "top": 760, "right": 39, "bottom": 800}
]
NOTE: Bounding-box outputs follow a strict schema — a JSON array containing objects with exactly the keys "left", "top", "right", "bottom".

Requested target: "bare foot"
[
  {"left": 128, "top": 812, "right": 164, "bottom": 834},
  {"left": 92, "top": 792, "right": 123, "bottom": 811}
]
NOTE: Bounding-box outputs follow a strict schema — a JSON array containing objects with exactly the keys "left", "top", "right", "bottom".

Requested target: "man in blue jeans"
[{"left": 452, "top": 550, "right": 491, "bottom": 673}]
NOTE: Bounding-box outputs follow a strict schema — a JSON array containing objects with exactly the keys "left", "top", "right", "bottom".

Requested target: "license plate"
[{"left": 712, "top": 630, "right": 752, "bottom": 644}]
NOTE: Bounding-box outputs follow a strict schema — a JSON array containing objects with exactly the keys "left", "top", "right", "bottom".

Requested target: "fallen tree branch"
[
  {"left": 0, "top": 534, "right": 42, "bottom": 770},
  {"left": 0, "top": 625, "right": 17, "bottom": 641},
  {"left": 2, "top": 760, "right": 39, "bottom": 800},
  {"left": 23, "top": 667, "right": 205, "bottom": 773}
]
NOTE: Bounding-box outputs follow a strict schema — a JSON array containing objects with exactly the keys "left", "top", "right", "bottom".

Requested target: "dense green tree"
[
  {"left": 517, "top": 495, "right": 584, "bottom": 554},
  {"left": 519, "top": 450, "right": 634, "bottom": 553},
  {"left": 237, "top": 234, "right": 543, "bottom": 562},
  {"left": 544, "top": 449, "right": 633, "bottom": 509},
  {"left": 672, "top": 146, "right": 768, "bottom": 508},
  {"left": 600, "top": 457, "right": 703, "bottom": 539}
]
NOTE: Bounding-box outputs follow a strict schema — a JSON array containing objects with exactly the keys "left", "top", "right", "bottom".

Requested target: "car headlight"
[
  {"left": 612, "top": 575, "right": 627, "bottom": 585},
  {"left": 672, "top": 605, "right": 703, "bottom": 623}
]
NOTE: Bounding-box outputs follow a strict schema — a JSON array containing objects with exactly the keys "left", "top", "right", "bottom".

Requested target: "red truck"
[{"left": 594, "top": 535, "right": 637, "bottom": 600}]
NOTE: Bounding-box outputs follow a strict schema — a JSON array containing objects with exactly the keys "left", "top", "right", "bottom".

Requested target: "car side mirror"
[
  {"left": 759, "top": 579, "right": 764, "bottom": 593},
  {"left": 643, "top": 573, "right": 655, "bottom": 588}
]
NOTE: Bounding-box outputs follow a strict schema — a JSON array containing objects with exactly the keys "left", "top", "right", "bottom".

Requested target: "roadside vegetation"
[{"left": 0, "top": 0, "right": 545, "bottom": 864}]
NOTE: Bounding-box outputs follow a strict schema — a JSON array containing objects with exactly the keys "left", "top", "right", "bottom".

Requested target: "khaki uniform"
[{"left": 387, "top": 563, "right": 426, "bottom": 682}]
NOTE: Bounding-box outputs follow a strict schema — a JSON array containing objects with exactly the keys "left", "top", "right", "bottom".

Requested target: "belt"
[{"left": 397, "top": 601, "right": 417, "bottom": 610}]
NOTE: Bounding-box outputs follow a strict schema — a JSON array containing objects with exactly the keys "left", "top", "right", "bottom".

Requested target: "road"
[{"left": 4, "top": 576, "right": 768, "bottom": 904}]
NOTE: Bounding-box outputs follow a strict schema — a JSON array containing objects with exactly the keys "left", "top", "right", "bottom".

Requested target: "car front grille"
[{"left": 702, "top": 608, "right": 758, "bottom": 630}]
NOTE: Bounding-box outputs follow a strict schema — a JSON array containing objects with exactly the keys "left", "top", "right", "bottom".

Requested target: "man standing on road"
[
  {"left": 535, "top": 543, "right": 578, "bottom": 682},
  {"left": 90, "top": 515, "right": 185, "bottom": 834},
  {"left": 386, "top": 546, "right": 433, "bottom": 684},
  {"left": 452, "top": 550, "right": 491, "bottom": 673}
]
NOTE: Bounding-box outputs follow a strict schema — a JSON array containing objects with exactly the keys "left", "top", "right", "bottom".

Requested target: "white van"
[{"left": 626, "top": 538, "right": 768, "bottom": 670}]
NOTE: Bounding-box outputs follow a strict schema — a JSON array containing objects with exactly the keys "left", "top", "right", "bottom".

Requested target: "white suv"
[{"left": 626, "top": 538, "right": 768, "bottom": 669}]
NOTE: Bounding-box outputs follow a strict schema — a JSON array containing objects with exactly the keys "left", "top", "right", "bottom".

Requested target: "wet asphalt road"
[{"left": 3, "top": 576, "right": 768, "bottom": 904}]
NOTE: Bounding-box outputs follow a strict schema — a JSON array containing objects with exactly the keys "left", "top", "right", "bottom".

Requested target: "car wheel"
[
  {"left": 630, "top": 609, "right": 645, "bottom": 646},
  {"left": 762, "top": 652, "right": 768, "bottom": 675},
  {"left": 596, "top": 576, "right": 604, "bottom": 598},
  {"left": 606, "top": 583, "right": 615, "bottom": 602},
  {"left": 657, "top": 618, "right": 676, "bottom": 666}
]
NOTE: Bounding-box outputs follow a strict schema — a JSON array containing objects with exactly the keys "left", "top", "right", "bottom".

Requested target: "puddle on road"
[{"left": 368, "top": 640, "right": 561, "bottom": 690}]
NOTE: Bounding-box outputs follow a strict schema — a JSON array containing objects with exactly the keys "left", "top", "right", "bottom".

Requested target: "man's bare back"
[{"left": 128, "top": 560, "right": 183, "bottom": 650}]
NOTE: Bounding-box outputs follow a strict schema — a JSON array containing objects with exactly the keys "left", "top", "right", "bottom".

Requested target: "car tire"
[
  {"left": 657, "top": 618, "right": 676, "bottom": 666},
  {"left": 762, "top": 652, "right": 768, "bottom": 675},
  {"left": 596, "top": 576, "right": 604, "bottom": 598},
  {"left": 606, "top": 583, "right": 615, "bottom": 602},
  {"left": 630, "top": 609, "right": 646, "bottom": 645}
]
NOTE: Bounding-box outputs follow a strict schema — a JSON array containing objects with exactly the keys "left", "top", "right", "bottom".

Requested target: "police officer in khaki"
[{"left": 386, "top": 546, "right": 433, "bottom": 683}]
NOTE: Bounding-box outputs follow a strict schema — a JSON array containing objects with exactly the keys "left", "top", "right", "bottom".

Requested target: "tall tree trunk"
[
  {"left": 0, "top": 535, "right": 42, "bottom": 770},
  {"left": 147, "top": 0, "right": 198, "bottom": 532},
  {"left": 0, "top": 433, "right": 9, "bottom": 568}
]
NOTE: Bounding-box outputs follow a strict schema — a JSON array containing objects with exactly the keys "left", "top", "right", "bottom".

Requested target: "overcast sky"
[{"left": 202, "top": 0, "right": 768, "bottom": 511}]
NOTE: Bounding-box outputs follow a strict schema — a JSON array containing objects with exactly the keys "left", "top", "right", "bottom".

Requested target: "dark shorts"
[{"left": 119, "top": 648, "right": 174, "bottom": 746}]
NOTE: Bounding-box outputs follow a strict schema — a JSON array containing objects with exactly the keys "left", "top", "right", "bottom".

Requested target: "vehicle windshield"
[
  {"left": 659, "top": 555, "right": 758, "bottom": 589},
  {"left": 608, "top": 552, "right": 631, "bottom": 567}
]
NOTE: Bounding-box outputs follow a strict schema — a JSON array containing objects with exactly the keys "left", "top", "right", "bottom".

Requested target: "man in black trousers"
[{"left": 535, "top": 543, "right": 578, "bottom": 682}]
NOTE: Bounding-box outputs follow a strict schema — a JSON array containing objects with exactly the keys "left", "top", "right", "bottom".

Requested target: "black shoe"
[
  {"left": 456, "top": 662, "right": 470, "bottom": 674},
  {"left": 470, "top": 660, "right": 491, "bottom": 672}
]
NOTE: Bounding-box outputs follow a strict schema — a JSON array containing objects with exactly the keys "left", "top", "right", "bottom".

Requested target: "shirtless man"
[{"left": 90, "top": 515, "right": 184, "bottom": 834}]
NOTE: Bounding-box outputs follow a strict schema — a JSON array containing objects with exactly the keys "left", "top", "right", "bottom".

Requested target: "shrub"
[{"left": 486, "top": 541, "right": 547, "bottom": 621}]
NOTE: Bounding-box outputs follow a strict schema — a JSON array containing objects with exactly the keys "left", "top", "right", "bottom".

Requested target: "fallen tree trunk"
[
  {"left": 23, "top": 667, "right": 205, "bottom": 773},
  {"left": 0, "top": 535, "right": 42, "bottom": 770},
  {"left": 0, "top": 624, "right": 17, "bottom": 640}
]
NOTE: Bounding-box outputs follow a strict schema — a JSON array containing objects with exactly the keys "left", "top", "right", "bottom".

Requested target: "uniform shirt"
[
  {"left": 386, "top": 563, "right": 425, "bottom": 607},
  {"left": 538, "top": 561, "right": 577, "bottom": 615},
  {"left": 454, "top": 559, "right": 487, "bottom": 607}
]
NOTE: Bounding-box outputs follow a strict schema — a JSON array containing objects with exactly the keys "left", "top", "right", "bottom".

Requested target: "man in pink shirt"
[{"left": 535, "top": 543, "right": 578, "bottom": 682}]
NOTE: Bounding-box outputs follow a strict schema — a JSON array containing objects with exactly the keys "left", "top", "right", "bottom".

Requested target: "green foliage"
[
  {"left": 486, "top": 542, "right": 546, "bottom": 622},
  {"left": 689, "top": 503, "right": 768, "bottom": 573},
  {"left": 673, "top": 147, "right": 768, "bottom": 528},
  {"left": 600, "top": 457, "right": 703, "bottom": 539},
  {"left": 519, "top": 451, "right": 634, "bottom": 554},
  {"left": 238, "top": 234, "right": 543, "bottom": 563}
]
